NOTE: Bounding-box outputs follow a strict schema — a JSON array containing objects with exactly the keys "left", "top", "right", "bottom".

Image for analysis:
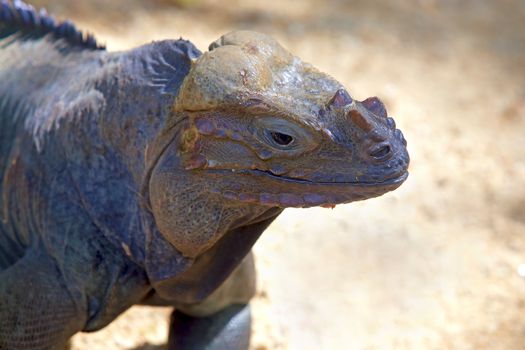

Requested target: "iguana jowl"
[{"left": 0, "top": 1, "right": 409, "bottom": 349}]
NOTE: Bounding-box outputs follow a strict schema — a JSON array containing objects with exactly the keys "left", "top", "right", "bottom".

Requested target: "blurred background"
[{"left": 29, "top": 0, "right": 525, "bottom": 349}]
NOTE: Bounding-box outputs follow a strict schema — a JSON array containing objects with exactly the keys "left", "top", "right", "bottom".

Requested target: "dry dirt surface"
[{"left": 28, "top": 0, "right": 525, "bottom": 349}]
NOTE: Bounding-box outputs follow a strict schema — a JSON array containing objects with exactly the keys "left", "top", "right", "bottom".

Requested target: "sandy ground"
[{"left": 28, "top": 0, "right": 525, "bottom": 349}]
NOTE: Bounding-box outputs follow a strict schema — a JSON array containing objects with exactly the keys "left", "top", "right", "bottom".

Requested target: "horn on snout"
[
  {"left": 327, "top": 88, "right": 353, "bottom": 109},
  {"left": 348, "top": 110, "right": 374, "bottom": 132},
  {"left": 361, "top": 97, "right": 387, "bottom": 119}
]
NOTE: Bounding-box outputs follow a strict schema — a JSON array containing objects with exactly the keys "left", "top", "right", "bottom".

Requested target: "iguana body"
[{"left": 0, "top": 1, "right": 409, "bottom": 349}]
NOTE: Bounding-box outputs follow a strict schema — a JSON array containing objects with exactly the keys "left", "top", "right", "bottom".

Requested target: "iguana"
[{"left": 0, "top": 1, "right": 409, "bottom": 349}]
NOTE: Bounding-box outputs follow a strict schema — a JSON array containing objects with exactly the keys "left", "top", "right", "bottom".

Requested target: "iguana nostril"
[{"left": 370, "top": 144, "right": 392, "bottom": 160}]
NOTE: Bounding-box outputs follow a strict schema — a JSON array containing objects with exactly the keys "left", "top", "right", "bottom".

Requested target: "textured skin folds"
[{"left": 0, "top": 1, "right": 409, "bottom": 349}]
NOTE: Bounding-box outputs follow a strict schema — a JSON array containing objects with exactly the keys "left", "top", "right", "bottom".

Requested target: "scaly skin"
[{"left": 0, "top": 1, "right": 409, "bottom": 349}]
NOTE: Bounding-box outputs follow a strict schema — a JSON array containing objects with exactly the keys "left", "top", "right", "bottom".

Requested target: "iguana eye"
[
  {"left": 264, "top": 129, "right": 295, "bottom": 149},
  {"left": 255, "top": 116, "right": 317, "bottom": 154},
  {"left": 270, "top": 131, "right": 294, "bottom": 146}
]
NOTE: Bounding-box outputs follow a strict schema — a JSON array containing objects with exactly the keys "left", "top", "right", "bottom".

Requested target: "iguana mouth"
[
  {"left": 247, "top": 169, "right": 409, "bottom": 186},
  {"left": 206, "top": 169, "right": 408, "bottom": 207}
]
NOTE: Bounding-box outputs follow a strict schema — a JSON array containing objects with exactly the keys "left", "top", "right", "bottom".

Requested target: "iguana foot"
[{"left": 167, "top": 304, "right": 251, "bottom": 350}]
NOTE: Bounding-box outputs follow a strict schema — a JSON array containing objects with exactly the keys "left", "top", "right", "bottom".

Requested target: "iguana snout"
[{"left": 322, "top": 88, "right": 409, "bottom": 184}]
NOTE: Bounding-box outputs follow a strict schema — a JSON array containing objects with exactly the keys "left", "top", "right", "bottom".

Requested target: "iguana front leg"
[
  {"left": 142, "top": 252, "right": 256, "bottom": 350},
  {"left": 0, "top": 247, "right": 86, "bottom": 350},
  {"left": 169, "top": 304, "right": 251, "bottom": 350}
]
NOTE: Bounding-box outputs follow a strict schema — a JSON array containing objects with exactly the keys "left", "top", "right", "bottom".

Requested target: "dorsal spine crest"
[{"left": 0, "top": 0, "right": 104, "bottom": 50}]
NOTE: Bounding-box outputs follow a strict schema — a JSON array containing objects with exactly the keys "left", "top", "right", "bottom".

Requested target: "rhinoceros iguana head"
[
  {"left": 166, "top": 31, "right": 409, "bottom": 207},
  {"left": 176, "top": 31, "right": 409, "bottom": 207},
  {"left": 148, "top": 31, "right": 409, "bottom": 256}
]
